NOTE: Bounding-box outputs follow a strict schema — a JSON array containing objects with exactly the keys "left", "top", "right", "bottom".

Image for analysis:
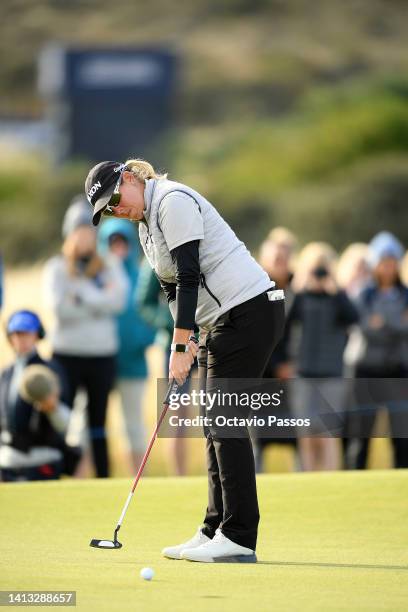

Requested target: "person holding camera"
[
  {"left": 286, "top": 243, "right": 359, "bottom": 471},
  {"left": 43, "top": 196, "right": 128, "bottom": 477}
]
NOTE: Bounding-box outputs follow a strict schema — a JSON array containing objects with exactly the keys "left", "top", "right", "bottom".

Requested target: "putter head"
[{"left": 90, "top": 538, "right": 122, "bottom": 549}]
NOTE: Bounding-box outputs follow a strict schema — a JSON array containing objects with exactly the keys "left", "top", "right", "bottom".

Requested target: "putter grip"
[{"left": 164, "top": 379, "right": 179, "bottom": 405}]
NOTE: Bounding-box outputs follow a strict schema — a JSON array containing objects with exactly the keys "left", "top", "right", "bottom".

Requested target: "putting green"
[{"left": 1, "top": 470, "right": 407, "bottom": 611}]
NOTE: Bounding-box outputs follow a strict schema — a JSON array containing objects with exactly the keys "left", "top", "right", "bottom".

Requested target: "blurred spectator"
[
  {"left": 338, "top": 243, "right": 372, "bottom": 378},
  {"left": 259, "top": 235, "right": 297, "bottom": 376},
  {"left": 61, "top": 195, "right": 93, "bottom": 240},
  {"left": 136, "top": 261, "right": 191, "bottom": 476},
  {"left": 337, "top": 243, "right": 371, "bottom": 299},
  {"left": 43, "top": 198, "right": 127, "bottom": 477},
  {"left": 97, "top": 219, "right": 155, "bottom": 473},
  {"left": 400, "top": 250, "right": 408, "bottom": 287},
  {"left": 267, "top": 226, "right": 298, "bottom": 258},
  {"left": 254, "top": 233, "right": 298, "bottom": 472},
  {"left": 0, "top": 253, "right": 3, "bottom": 312},
  {"left": 0, "top": 310, "right": 80, "bottom": 482},
  {"left": 349, "top": 232, "right": 408, "bottom": 469},
  {"left": 136, "top": 258, "right": 174, "bottom": 352},
  {"left": 337, "top": 243, "right": 372, "bottom": 461},
  {"left": 287, "top": 243, "right": 359, "bottom": 471}
]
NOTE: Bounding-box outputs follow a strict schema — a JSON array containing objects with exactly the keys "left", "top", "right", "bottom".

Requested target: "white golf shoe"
[
  {"left": 162, "top": 527, "right": 211, "bottom": 560},
  {"left": 181, "top": 528, "right": 257, "bottom": 563}
]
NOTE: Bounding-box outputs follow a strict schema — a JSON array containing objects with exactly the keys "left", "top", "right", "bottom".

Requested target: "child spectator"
[{"left": 0, "top": 310, "right": 80, "bottom": 481}]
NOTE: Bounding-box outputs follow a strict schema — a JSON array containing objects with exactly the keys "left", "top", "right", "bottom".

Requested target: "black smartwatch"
[{"left": 170, "top": 343, "right": 189, "bottom": 353}]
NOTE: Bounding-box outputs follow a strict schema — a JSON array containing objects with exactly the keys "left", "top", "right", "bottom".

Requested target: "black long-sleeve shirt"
[{"left": 159, "top": 240, "right": 200, "bottom": 330}]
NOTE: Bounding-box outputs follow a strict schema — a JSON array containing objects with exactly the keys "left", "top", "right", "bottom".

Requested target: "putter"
[{"left": 90, "top": 378, "right": 179, "bottom": 549}]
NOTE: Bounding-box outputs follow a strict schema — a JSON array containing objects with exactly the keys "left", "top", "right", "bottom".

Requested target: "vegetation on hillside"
[{"left": 1, "top": 0, "right": 408, "bottom": 262}]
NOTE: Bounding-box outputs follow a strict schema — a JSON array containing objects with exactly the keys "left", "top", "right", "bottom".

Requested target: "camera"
[{"left": 312, "top": 266, "right": 329, "bottom": 279}]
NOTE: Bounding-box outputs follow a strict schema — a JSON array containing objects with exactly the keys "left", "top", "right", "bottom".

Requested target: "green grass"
[{"left": 1, "top": 471, "right": 407, "bottom": 611}]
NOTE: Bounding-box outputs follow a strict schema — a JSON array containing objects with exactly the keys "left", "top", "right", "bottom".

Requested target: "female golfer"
[{"left": 85, "top": 159, "right": 285, "bottom": 562}]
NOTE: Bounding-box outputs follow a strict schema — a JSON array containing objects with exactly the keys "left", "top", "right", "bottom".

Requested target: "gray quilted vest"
[{"left": 139, "top": 178, "right": 272, "bottom": 330}]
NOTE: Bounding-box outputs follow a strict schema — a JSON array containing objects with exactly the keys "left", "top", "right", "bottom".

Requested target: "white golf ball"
[{"left": 140, "top": 567, "right": 154, "bottom": 581}]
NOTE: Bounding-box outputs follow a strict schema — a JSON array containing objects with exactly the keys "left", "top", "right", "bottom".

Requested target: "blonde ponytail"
[{"left": 124, "top": 158, "right": 167, "bottom": 181}]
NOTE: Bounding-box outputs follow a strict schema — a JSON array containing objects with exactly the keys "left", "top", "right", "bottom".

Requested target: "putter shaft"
[{"left": 113, "top": 380, "right": 179, "bottom": 538}]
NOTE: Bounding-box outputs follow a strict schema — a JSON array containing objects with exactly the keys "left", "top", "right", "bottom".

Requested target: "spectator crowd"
[{"left": 1, "top": 195, "right": 408, "bottom": 481}]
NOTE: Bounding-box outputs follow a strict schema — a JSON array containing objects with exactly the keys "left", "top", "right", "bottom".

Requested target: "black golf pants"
[{"left": 199, "top": 290, "right": 285, "bottom": 550}]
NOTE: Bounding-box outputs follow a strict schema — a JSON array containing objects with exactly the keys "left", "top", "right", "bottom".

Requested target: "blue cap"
[
  {"left": 368, "top": 232, "right": 404, "bottom": 267},
  {"left": 7, "top": 310, "right": 45, "bottom": 338}
]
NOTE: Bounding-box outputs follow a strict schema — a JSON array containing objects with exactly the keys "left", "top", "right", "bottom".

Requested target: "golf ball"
[{"left": 140, "top": 567, "right": 154, "bottom": 581}]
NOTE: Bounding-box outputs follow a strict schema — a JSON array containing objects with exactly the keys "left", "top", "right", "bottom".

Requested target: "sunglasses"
[
  {"left": 103, "top": 193, "right": 121, "bottom": 217},
  {"left": 103, "top": 168, "right": 126, "bottom": 216}
]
